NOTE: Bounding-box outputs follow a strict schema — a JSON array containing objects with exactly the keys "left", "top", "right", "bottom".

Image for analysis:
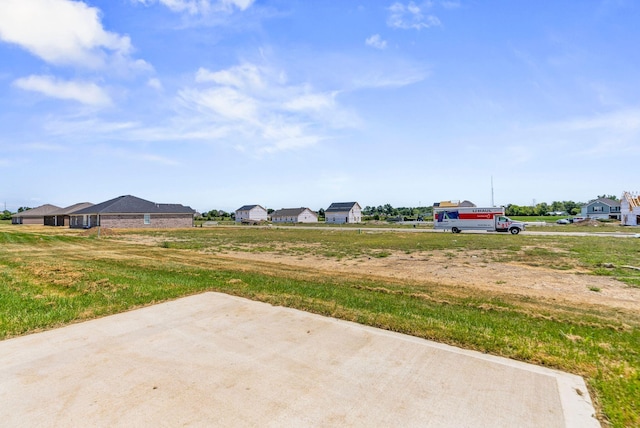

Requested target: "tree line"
[
  {"left": 191, "top": 196, "right": 617, "bottom": 222},
  {"left": 2, "top": 195, "right": 618, "bottom": 222}
]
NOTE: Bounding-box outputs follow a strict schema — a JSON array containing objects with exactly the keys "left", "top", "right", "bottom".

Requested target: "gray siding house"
[
  {"left": 69, "top": 195, "right": 195, "bottom": 229},
  {"left": 325, "top": 202, "right": 362, "bottom": 224},
  {"left": 271, "top": 208, "right": 318, "bottom": 223},
  {"left": 580, "top": 198, "right": 621, "bottom": 220},
  {"left": 235, "top": 205, "right": 268, "bottom": 223}
]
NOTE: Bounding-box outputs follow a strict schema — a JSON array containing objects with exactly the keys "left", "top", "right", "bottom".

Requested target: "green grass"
[
  {"left": 119, "top": 227, "right": 640, "bottom": 287},
  {"left": 0, "top": 225, "right": 638, "bottom": 426}
]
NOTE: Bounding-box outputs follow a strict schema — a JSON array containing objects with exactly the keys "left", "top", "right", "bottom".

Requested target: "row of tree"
[
  {"left": 4, "top": 195, "right": 618, "bottom": 222},
  {"left": 195, "top": 199, "right": 602, "bottom": 222},
  {"left": 505, "top": 195, "right": 618, "bottom": 217},
  {"left": 362, "top": 205, "right": 431, "bottom": 220},
  {"left": 1, "top": 206, "right": 32, "bottom": 220}
]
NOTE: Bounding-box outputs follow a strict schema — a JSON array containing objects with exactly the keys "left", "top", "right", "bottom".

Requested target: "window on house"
[
  {"left": 144, "top": 213, "right": 151, "bottom": 224},
  {"left": 593, "top": 206, "right": 603, "bottom": 212}
]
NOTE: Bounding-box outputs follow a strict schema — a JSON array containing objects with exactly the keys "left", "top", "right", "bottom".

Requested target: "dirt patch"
[
  {"left": 218, "top": 249, "right": 640, "bottom": 311},
  {"left": 101, "top": 232, "right": 640, "bottom": 311}
]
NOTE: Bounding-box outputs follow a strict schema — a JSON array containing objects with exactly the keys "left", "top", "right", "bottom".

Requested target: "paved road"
[
  {"left": 261, "top": 224, "right": 640, "bottom": 238},
  {"left": 0, "top": 293, "right": 599, "bottom": 427}
]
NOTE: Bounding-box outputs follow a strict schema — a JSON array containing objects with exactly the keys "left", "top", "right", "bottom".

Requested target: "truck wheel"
[
  {"left": 452, "top": 227, "right": 460, "bottom": 234},
  {"left": 510, "top": 227, "right": 520, "bottom": 235}
]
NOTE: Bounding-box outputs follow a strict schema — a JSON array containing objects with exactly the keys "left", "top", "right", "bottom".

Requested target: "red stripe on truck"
[{"left": 458, "top": 213, "right": 500, "bottom": 220}]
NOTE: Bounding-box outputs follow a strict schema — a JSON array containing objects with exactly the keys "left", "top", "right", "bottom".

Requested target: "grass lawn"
[{"left": 0, "top": 225, "right": 638, "bottom": 427}]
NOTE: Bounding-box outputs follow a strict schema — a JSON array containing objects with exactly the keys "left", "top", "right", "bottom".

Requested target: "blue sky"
[{"left": 1, "top": 0, "right": 639, "bottom": 213}]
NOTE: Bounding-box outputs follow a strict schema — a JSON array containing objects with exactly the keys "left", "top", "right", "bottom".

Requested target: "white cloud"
[
  {"left": 176, "top": 63, "right": 355, "bottom": 153},
  {"left": 180, "top": 86, "right": 258, "bottom": 122},
  {"left": 387, "top": 2, "right": 441, "bottom": 30},
  {"left": 564, "top": 109, "right": 640, "bottom": 157},
  {"left": 13, "top": 75, "right": 112, "bottom": 106},
  {"left": 133, "top": 0, "right": 254, "bottom": 15},
  {"left": 365, "top": 34, "right": 388, "bottom": 50},
  {"left": 283, "top": 93, "right": 336, "bottom": 111},
  {"left": 45, "top": 118, "right": 139, "bottom": 136},
  {"left": 147, "top": 78, "right": 163, "bottom": 90},
  {"left": 0, "top": 0, "right": 146, "bottom": 72},
  {"left": 195, "top": 64, "right": 263, "bottom": 89}
]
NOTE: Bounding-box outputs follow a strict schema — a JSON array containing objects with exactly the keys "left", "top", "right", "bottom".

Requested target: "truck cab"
[{"left": 495, "top": 216, "right": 525, "bottom": 234}]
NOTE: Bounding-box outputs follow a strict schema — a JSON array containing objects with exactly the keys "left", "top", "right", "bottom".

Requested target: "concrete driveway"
[{"left": 0, "top": 292, "right": 598, "bottom": 427}]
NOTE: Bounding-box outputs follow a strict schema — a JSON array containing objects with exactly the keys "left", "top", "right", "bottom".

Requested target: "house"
[
  {"left": 271, "top": 207, "right": 318, "bottom": 223},
  {"left": 11, "top": 204, "right": 61, "bottom": 225},
  {"left": 69, "top": 195, "right": 195, "bottom": 229},
  {"left": 325, "top": 202, "right": 362, "bottom": 224},
  {"left": 433, "top": 200, "right": 476, "bottom": 208},
  {"left": 235, "top": 205, "right": 268, "bottom": 224},
  {"left": 44, "top": 202, "right": 94, "bottom": 227},
  {"left": 580, "top": 198, "right": 621, "bottom": 220},
  {"left": 621, "top": 191, "right": 640, "bottom": 226}
]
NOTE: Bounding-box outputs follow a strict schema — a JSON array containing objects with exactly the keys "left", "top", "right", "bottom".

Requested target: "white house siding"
[
  {"left": 271, "top": 208, "right": 318, "bottom": 223},
  {"left": 621, "top": 192, "right": 640, "bottom": 226},
  {"left": 298, "top": 210, "right": 318, "bottom": 223},
  {"left": 235, "top": 206, "right": 268, "bottom": 223},
  {"left": 327, "top": 211, "right": 353, "bottom": 224},
  {"left": 330, "top": 209, "right": 362, "bottom": 224},
  {"left": 325, "top": 203, "right": 362, "bottom": 224}
]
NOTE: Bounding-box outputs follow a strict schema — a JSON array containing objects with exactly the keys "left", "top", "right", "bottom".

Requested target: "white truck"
[{"left": 433, "top": 206, "right": 525, "bottom": 234}]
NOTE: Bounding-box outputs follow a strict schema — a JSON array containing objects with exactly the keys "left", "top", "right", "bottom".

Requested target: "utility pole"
[{"left": 491, "top": 176, "right": 495, "bottom": 207}]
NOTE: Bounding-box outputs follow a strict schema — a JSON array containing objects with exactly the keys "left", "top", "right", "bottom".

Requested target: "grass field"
[{"left": 0, "top": 224, "right": 638, "bottom": 426}]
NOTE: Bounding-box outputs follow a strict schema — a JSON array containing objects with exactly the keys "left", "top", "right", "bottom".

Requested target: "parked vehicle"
[
  {"left": 556, "top": 218, "right": 571, "bottom": 224},
  {"left": 433, "top": 207, "right": 525, "bottom": 234}
]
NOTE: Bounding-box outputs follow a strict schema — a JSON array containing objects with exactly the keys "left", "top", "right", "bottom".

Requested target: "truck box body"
[{"left": 433, "top": 207, "right": 525, "bottom": 234}]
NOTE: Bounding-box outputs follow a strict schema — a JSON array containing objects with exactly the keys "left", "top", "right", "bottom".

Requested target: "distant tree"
[
  {"left": 18, "top": 207, "right": 31, "bottom": 212},
  {"left": 563, "top": 201, "right": 582, "bottom": 215},
  {"left": 383, "top": 204, "right": 395, "bottom": 216},
  {"left": 506, "top": 204, "right": 534, "bottom": 216},
  {"left": 549, "top": 201, "right": 565, "bottom": 213},
  {"left": 318, "top": 208, "right": 325, "bottom": 220},
  {"left": 597, "top": 194, "right": 618, "bottom": 201},
  {"left": 1, "top": 210, "right": 11, "bottom": 220}
]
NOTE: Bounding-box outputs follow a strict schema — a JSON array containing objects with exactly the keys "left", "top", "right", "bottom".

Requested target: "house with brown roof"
[
  {"left": 433, "top": 200, "right": 476, "bottom": 208},
  {"left": 44, "top": 202, "right": 94, "bottom": 227},
  {"left": 11, "top": 204, "right": 61, "bottom": 225},
  {"left": 271, "top": 207, "right": 318, "bottom": 223},
  {"left": 69, "top": 195, "right": 195, "bottom": 229},
  {"left": 325, "top": 202, "right": 362, "bottom": 224}
]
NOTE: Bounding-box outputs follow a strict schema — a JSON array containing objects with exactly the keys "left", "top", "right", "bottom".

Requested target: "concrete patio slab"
[{"left": 0, "top": 292, "right": 598, "bottom": 427}]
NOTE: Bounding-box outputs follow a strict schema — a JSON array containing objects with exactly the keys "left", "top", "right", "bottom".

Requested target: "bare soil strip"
[{"left": 216, "top": 249, "right": 640, "bottom": 311}]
